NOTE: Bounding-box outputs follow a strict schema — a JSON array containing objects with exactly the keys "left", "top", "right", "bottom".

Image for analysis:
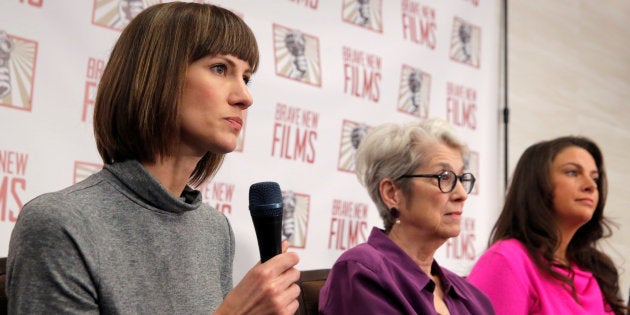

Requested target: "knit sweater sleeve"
[{"left": 7, "top": 194, "right": 99, "bottom": 314}]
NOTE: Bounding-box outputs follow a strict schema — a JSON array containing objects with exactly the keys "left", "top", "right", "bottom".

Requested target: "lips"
[
  {"left": 225, "top": 117, "right": 243, "bottom": 131},
  {"left": 576, "top": 198, "right": 595, "bottom": 206},
  {"left": 445, "top": 211, "right": 462, "bottom": 216}
]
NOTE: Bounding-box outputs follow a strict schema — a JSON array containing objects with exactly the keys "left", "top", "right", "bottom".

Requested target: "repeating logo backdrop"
[{"left": 0, "top": 0, "right": 500, "bottom": 281}]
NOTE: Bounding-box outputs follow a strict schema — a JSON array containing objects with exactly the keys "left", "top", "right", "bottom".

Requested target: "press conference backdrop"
[{"left": 0, "top": 0, "right": 500, "bottom": 282}]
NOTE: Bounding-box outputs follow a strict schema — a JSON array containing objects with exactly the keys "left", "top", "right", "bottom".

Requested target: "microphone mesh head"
[{"left": 249, "top": 182, "right": 283, "bottom": 216}]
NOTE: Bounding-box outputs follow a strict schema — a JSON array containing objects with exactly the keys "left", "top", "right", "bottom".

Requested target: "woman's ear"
[{"left": 379, "top": 178, "right": 399, "bottom": 209}]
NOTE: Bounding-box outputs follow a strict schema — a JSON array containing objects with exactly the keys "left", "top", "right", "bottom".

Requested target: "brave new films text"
[
  {"left": 342, "top": 46, "right": 382, "bottom": 103},
  {"left": 328, "top": 199, "right": 369, "bottom": 250},
  {"left": 272, "top": 103, "right": 318, "bottom": 164},
  {"left": 0, "top": 149, "right": 27, "bottom": 222},
  {"left": 402, "top": 0, "right": 437, "bottom": 49}
]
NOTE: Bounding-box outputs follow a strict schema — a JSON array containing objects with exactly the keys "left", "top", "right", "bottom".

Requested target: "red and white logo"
[
  {"left": 0, "top": 149, "right": 28, "bottom": 222},
  {"left": 446, "top": 81, "right": 477, "bottom": 130},
  {"left": 337, "top": 119, "right": 370, "bottom": 173},
  {"left": 342, "top": 0, "right": 383, "bottom": 33},
  {"left": 0, "top": 30, "right": 38, "bottom": 112},
  {"left": 342, "top": 46, "right": 382, "bottom": 103},
  {"left": 449, "top": 17, "right": 481, "bottom": 68},
  {"left": 397, "top": 64, "right": 431, "bottom": 118},
  {"left": 401, "top": 0, "right": 437, "bottom": 49},
  {"left": 282, "top": 190, "right": 310, "bottom": 249},
  {"left": 328, "top": 198, "right": 369, "bottom": 251},
  {"left": 271, "top": 103, "right": 318, "bottom": 164},
  {"left": 198, "top": 180, "right": 235, "bottom": 216},
  {"left": 273, "top": 24, "right": 322, "bottom": 87},
  {"left": 92, "top": 0, "right": 161, "bottom": 31}
]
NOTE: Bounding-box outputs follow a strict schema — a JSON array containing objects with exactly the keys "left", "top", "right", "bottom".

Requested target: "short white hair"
[{"left": 354, "top": 118, "right": 468, "bottom": 231}]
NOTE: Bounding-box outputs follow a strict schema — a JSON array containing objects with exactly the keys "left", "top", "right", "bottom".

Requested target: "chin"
[
  {"left": 216, "top": 147, "right": 236, "bottom": 154},
  {"left": 439, "top": 229, "right": 461, "bottom": 240},
  {"left": 215, "top": 139, "right": 238, "bottom": 154}
]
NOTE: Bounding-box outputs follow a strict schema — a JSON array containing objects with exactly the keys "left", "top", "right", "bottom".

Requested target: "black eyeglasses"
[{"left": 397, "top": 171, "right": 476, "bottom": 194}]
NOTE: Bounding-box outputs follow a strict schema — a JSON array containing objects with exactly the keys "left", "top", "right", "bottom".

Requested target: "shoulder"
[
  {"left": 468, "top": 239, "right": 538, "bottom": 283},
  {"left": 334, "top": 243, "right": 379, "bottom": 267},
  {"left": 8, "top": 182, "right": 106, "bottom": 273},
  {"left": 22, "top": 168, "right": 108, "bottom": 210},
  {"left": 17, "top": 181, "right": 100, "bottom": 231},
  {"left": 477, "top": 239, "right": 531, "bottom": 265},
  {"left": 194, "top": 202, "right": 232, "bottom": 231},
  {"left": 188, "top": 203, "right": 235, "bottom": 254},
  {"left": 12, "top": 173, "right": 116, "bottom": 246},
  {"left": 489, "top": 239, "right": 528, "bottom": 254},
  {"left": 334, "top": 241, "right": 387, "bottom": 270}
]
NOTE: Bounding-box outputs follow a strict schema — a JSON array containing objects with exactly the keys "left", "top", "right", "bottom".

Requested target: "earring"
[{"left": 390, "top": 207, "right": 400, "bottom": 224}]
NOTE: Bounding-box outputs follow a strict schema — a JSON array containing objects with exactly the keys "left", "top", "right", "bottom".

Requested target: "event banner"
[{"left": 0, "top": 0, "right": 500, "bottom": 281}]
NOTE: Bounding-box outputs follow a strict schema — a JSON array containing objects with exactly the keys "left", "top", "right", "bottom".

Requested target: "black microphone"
[{"left": 249, "top": 181, "right": 283, "bottom": 263}]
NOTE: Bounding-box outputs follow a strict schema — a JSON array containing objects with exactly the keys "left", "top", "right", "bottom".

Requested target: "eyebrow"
[
  {"left": 560, "top": 162, "right": 599, "bottom": 175},
  {"left": 220, "top": 55, "right": 253, "bottom": 75},
  {"left": 432, "top": 162, "right": 466, "bottom": 173}
]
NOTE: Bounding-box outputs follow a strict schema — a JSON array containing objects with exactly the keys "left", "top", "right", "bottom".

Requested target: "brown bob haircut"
[{"left": 94, "top": 2, "right": 259, "bottom": 185}]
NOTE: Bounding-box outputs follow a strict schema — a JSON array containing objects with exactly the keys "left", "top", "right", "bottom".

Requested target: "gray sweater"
[{"left": 6, "top": 160, "right": 235, "bottom": 314}]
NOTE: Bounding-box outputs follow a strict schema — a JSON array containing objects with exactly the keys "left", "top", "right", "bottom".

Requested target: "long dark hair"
[{"left": 490, "top": 136, "right": 625, "bottom": 314}]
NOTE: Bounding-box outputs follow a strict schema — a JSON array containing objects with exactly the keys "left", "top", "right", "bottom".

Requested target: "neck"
[
  {"left": 388, "top": 226, "right": 444, "bottom": 275},
  {"left": 142, "top": 155, "right": 199, "bottom": 197},
  {"left": 554, "top": 226, "right": 578, "bottom": 265}
]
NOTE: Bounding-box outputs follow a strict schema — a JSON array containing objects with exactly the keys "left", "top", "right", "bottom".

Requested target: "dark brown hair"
[
  {"left": 490, "top": 136, "right": 625, "bottom": 314},
  {"left": 94, "top": 2, "right": 259, "bottom": 185}
]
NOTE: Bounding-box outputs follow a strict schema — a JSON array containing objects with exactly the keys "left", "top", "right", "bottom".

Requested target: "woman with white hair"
[{"left": 319, "top": 118, "right": 495, "bottom": 314}]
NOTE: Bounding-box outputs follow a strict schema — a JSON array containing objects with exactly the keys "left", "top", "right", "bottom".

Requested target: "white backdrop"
[{"left": 0, "top": 0, "right": 500, "bottom": 283}]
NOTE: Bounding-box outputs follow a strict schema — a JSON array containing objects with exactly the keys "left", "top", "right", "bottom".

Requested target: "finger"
[
  {"left": 263, "top": 252, "right": 300, "bottom": 278},
  {"left": 282, "top": 240, "right": 289, "bottom": 253},
  {"left": 271, "top": 279, "right": 302, "bottom": 313},
  {"left": 285, "top": 291, "right": 300, "bottom": 314}
]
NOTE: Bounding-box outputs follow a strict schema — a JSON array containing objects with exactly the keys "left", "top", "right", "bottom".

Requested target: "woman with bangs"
[{"left": 6, "top": 2, "right": 300, "bottom": 314}]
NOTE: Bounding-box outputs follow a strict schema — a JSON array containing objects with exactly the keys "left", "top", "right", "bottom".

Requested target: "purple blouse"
[{"left": 319, "top": 227, "right": 495, "bottom": 314}]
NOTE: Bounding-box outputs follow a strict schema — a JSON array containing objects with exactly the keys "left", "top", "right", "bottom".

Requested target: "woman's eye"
[
  {"left": 243, "top": 76, "right": 251, "bottom": 85},
  {"left": 565, "top": 170, "right": 577, "bottom": 176},
  {"left": 211, "top": 64, "right": 227, "bottom": 75}
]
